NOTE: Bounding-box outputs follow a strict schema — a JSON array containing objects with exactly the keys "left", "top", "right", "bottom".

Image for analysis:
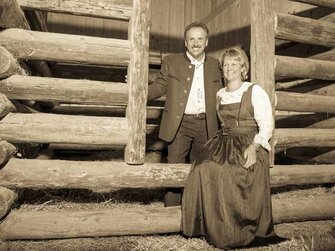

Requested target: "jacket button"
[
  {"left": 187, "top": 77, "right": 191, "bottom": 81},
  {"left": 184, "top": 90, "right": 187, "bottom": 93},
  {"left": 180, "top": 103, "right": 183, "bottom": 106},
  {"left": 176, "top": 115, "right": 180, "bottom": 119},
  {"left": 189, "top": 65, "right": 192, "bottom": 69}
]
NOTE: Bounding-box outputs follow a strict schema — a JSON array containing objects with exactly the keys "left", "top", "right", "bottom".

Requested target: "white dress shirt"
[
  {"left": 216, "top": 82, "right": 274, "bottom": 150},
  {"left": 184, "top": 52, "right": 206, "bottom": 114}
]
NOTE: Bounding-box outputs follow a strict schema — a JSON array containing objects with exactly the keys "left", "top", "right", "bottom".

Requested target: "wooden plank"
[
  {"left": 310, "top": 48, "right": 335, "bottom": 61},
  {"left": 0, "top": 28, "right": 131, "bottom": 66},
  {"left": 0, "top": 196, "right": 334, "bottom": 240},
  {"left": 0, "top": 113, "right": 128, "bottom": 146},
  {"left": 275, "top": 55, "right": 335, "bottom": 80},
  {"left": 275, "top": 13, "right": 335, "bottom": 47},
  {"left": 0, "top": 158, "right": 334, "bottom": 190},
  {"left": 200, "top": 0, "right": 237, "bottom": 24},
  {"left": 276, "top": 91, "right": 335, "bottom": 113},
  {"left": 0, "top": 75, "right": 129, "bottom": 105},
  {"left": 17, "top": 0, "right": 133, "bottom": 20},
  {"left": 0, "top": 0, "right": 30, "bottom": 29},
  {"left": 125, "top": 0, "right": 151, "bottom": 164},
  {"left": 0, "top": 187, "right": 17, "bottom": 220},
  {"left": 250, "top": 0, "right": 275, "bottom": 105},
  {"left": 290, "top": 0, "right": 335, "bottom": 8},
  {"left": 275, "top": 128, "right": 335, "bottom": 148}
]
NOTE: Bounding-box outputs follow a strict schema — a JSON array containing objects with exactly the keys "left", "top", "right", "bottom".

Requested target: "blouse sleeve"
[{"left": 251, "top": 85, "right": 274, "bottom": 151}]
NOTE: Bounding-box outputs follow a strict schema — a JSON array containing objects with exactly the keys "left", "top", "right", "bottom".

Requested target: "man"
[{"left": 148, "top": 22, "right": 222, "bottom": 206}]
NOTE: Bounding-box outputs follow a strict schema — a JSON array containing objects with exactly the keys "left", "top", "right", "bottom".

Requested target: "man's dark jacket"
[{"left": 148, "top": 53, "right": 222, "bottom": 143}]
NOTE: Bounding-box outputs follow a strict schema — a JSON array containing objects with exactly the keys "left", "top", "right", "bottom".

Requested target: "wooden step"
[
  {"left": 0, "top": 159, "right": 334, "bottom": 190},
  {"left": 0, "top": 113, "right": 128, "bottom": 145},
  {"left": 17, "top": 0, "right": 133, "bottom": 20},
  {"left": 0, "top": 195, "right": 334, "bottom": 240},
  {"left": 0, "top": 28, "right": 131, "bottom": 66},
  {"left": 0, "top": 75, "right": 128, "bottom": 105}
]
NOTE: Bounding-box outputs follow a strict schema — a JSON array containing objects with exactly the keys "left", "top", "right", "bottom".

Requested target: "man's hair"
[{"left": 184, "top": 22, "right": 209, "bottom": 39}]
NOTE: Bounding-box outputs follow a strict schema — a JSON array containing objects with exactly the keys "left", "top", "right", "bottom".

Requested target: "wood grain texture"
[
  {"left": 275, "top": 13, "right": 335, "bottom": 47},
  {"left": 0, "top": 187, "right": 17, "bottom": 220},
  {"left": 0, "top": 28, "right": 131, "bottom": 66},
  {"left": 0, "top": 113, "right": 129, "bottom": 145},
  {"left": 0, "top": 195, "right": 334, "bottom": 239},
  {"left": 0, "top": 75, "right": 129, "bottom": 105},
  {"left": 17, "top": 0, "right": 133, "bottom": 20}
]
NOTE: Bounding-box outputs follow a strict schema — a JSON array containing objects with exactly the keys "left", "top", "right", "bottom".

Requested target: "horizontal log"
[
  {"left": 17, "top": 0, "right": 133, "bottom": 20},
  {"left": 0, "top": 158, "right": 334, "bottom": 189},
  {"left": 275, "top": 13, "right": 335, "bottom": 47},
  {"left": 0, "top": 113, "right": 128, "bottom": 145},
  {"left": 0, "top": 187, "right": 17, "bottom": 220},
  {"left": 0, "top": 75, "right": 128, "bottom": 105},
  {"left": 0, "top": 195, "right": 334, "bottom": 240},
  {"left": 310, "top": 48, "right": 335, "bottom": 61},
  {"left": 278, "top": 147, "right": 335, "bottom": 164},
  {"left": 276, "top": 113, "right": 335, "bottom": 128},
  {"left": 276, "top": 91, "right": 335, "bottom": 113},
  {"left": 290, "top": 0, "right": 335, "bottom": 8},
  {"left": 275, "top": 128, "right": 335, "bottom": 148},
  {"left": 275, "top": 55, "right": 335, "bottom": 80},
  {"left": 0, "top": 29, "right": 131, "bottom": 66}
]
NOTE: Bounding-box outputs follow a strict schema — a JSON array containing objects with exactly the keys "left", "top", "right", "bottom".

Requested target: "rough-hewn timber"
[
  {"left": 0, "top": 46, "right": 26, "bottom": 79},
  {"left": 0, "top": 0, "right": 29, "bottom": 29},
  {"left": 0, "top": 196, "right": 334, "bottom": 240},
  {"left": 0, "top": 113, "right": 128, "bottom": 146},
  {"left": 290, "top": 0, "right": 335, "bottom": 8},
  {"left": 275, "top": 13, "right": 335, "bottom": 47},
  {"left": 125, "top": 0, "right": 151, "bottom": 164},
  {"left": 17, "top": 0, "right": 133, "bottom": 20},
  {"left": 0, "top": 28, "right": 131, "bottom": 66},
  {"left": 0, "top": 159, "right": 334, "bottom": 190},
  {"left": 0, "top": 141, "right": 16, "bottom": 166},
  {"left": 0, "top": 75, "right": 128, "bottom": 105}
]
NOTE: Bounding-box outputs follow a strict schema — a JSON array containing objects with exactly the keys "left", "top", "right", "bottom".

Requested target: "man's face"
[{"left": 185, "top": 27, "right": 208, "bottom": 61}]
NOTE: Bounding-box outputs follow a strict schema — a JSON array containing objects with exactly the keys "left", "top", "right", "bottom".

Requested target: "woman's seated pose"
[{"left": 182, "top": 47, "right": 276, "bottom": 249}]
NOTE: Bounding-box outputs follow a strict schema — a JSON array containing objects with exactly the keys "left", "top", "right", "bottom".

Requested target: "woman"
[{"left": 182, "top": 47, "right": 275, "bottom": 249}]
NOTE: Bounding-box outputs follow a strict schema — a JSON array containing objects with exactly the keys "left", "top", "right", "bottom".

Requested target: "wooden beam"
[
  {"left": 0, "top": 0, "right": 29, "bottom": 29},
  {"left": 310, "top": 48, "right": 335, "bottom": 61},
  {"left": 200, "top": 0, "right": 237, "bottom": 24},
  {"left": 0, "top": 28, "right": 131, "bottom": 66},
  {"left": 0, "top": 158, "right": 334, "bottom": 190},
  {"left": 0, "top": 113, "right": 128, "bottom": 146},
  {"left": 250, "top": 0, "right": 275, "bottom": 104},
  {"left": 275, "top": 13, "right": 335, "bottom": 47},
  {"left": 0, "top": 75, "right": 129, "bottom": 105},
  {"left": 275, "top": 55, "right": 335, "bottom": 80},
  {"left": 0, "top": 187, "right": 17, "bottom": 220},
  {"left": 276, "top": 91, "right": 335, "bottom": 113},
  {"left": 125, "top": 0, "right": 151, "bottom": 164},
  {"left": 51, "top": 104, "right": 163, "bottom": 120},
  {"left": 275, "top": 128, "right": 335, "bottom": 148},
  {"left": 290, "top": 0, "right": 335, "bottom": 8},
  {"left": 17, "top": 0, "right": 133, "bottom": 20},
  {"left": 0, "top": 195, "right": 334, "bottom": 240},
  {"left": 276, "top": 112, "right": 335, "bottom": 128}
]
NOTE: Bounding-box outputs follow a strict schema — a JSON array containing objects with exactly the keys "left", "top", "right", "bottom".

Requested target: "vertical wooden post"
[
  {"left": 125, "top": 0, "right": 151, "bottom": 164},
  {"left": 250, "top": 0, "right": 276, "bottom": 165}
]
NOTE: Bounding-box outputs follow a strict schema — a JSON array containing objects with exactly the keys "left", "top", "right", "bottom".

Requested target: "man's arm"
[{"left": 148, "top": 58, "right": 169, "bottom": 101}]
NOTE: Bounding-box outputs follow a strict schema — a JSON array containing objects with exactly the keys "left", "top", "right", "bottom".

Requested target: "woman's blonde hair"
[{"left": 219, "top": 47, "right": 249, "bottom": 81}]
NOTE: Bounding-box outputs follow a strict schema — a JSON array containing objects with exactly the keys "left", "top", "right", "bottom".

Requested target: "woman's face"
[{"left": 222, "top": 56, "right": 244, "bottom": 82}]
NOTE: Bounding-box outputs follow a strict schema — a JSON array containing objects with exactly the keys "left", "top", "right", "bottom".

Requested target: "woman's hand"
[{"left": 243, "top": 143, "right": 259, "bottom": 169}]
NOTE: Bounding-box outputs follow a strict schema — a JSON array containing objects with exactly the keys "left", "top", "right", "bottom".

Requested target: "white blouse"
[{"left": 216, "top": 82, "right": 274, "bottom": 151}]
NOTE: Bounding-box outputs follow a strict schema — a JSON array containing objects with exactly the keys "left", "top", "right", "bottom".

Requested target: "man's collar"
[{"left": 186, "top": 51, "right": 205, "bottom": 65}]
